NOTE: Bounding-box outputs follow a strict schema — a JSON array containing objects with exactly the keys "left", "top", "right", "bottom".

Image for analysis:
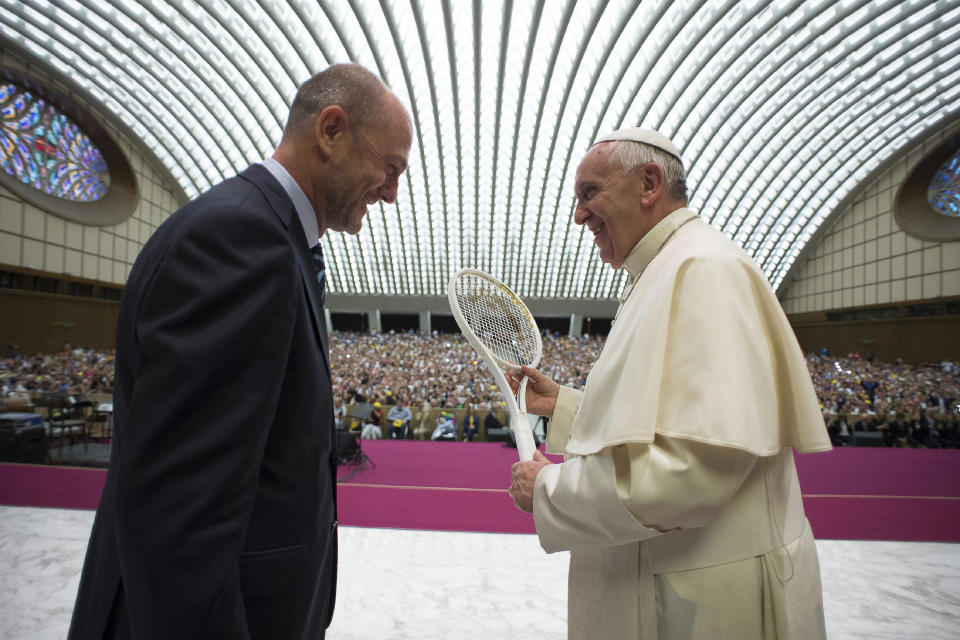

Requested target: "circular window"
[
  {"left": 0, "top": 83, "right": 111, "bottom": 201},
  {"left": 894, "top": 130, "right": 960, "bottom": 242},
  {"left": 927, "top": 148, "right": 959, "bottom": 217},
  {"left": 0, "top": 73, "right": 136, "bottom": 227}
]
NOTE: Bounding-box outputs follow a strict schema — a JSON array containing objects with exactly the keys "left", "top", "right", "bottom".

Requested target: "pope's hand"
[
  {"left": 509, "top": 450, "right": 551, "bottom": 513},
  {"left": 507, "top": 365, "right": 560, "bottom": 418}
]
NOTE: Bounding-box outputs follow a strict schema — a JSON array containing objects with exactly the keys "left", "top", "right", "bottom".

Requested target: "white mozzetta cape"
[{"left": 563, "top": 209, "right": 831, "bottom": 457}]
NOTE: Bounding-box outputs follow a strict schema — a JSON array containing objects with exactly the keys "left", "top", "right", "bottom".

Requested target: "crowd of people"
[
  {"left": 2, "top": 333, "right": 958, "bottom": 448},
  {"left": 327, "top": 330, "right": 601, "bottom": 411},
  {"left": 0, "top": 343, "right": 113, "bottom": 398},
  {"left": 808, "top": 351, "right": 960, "bottom": 448}
]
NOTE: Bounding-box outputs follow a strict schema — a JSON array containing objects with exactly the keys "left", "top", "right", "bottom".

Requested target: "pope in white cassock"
[{"left": 508, "top": 128, "right": 833, "bottom": 640}]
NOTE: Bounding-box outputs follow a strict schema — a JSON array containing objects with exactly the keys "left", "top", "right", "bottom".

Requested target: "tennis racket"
[{"left": 448, "top": 268, "right": 542, "bottom": 461}]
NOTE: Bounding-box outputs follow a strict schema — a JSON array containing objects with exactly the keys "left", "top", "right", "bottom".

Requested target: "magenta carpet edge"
[{"left": 3, "top": 443, "right": 960, "bottom": 542}]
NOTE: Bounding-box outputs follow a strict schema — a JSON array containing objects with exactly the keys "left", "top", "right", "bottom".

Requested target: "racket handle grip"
[
  {"left": 519, "top": 376, "right": 529, "bottom": 414},
  {"left": 515, "top": 413, "right": 537, "bottom": 461}
]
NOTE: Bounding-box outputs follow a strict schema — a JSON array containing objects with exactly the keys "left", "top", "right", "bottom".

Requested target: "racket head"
[{"left": 447, "top": 268, "right": 542, "bottom": 372}]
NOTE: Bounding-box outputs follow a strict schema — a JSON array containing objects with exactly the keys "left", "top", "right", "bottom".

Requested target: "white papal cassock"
[{"left": 533, "top": 208, "right": 833, "bottom": 639}]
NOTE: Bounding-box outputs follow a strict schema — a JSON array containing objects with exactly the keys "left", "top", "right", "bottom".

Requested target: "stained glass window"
[
  {"left": 0, "top": 83, "right": 110, "bottom": 201},
  {"left": 928, "top": 148, "right": 960, "bottom": 217}
]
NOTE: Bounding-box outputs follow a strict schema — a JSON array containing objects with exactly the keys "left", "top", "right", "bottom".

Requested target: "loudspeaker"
[{"left": 0, "top": 413, "right": 48, "bottom": 463}]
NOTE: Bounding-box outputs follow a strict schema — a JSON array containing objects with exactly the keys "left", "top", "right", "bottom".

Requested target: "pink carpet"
[
  {"left": 2, "top": 442, "right": 959, "bottom": 541},
  {"left": 793, "top": 446, "right": 960, "bottom": 542},
  {"left": 336, "top": 440, "right": 540, "bottom": 534}
]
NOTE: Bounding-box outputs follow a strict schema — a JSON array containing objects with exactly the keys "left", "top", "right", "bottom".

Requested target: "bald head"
[
  {"left": 274, "top": 63, "right": 413, "bottom": 238},
  {"left": 284, "top": 63, "right": 393, "bottom": 137}
]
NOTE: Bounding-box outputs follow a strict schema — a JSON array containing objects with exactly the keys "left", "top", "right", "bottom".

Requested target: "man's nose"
[
  {"left": 379, "top": 175, "right": 400, "bottom": 204},
  {"left": 573, "top": 203, "right": 589, "bottom": 226}
]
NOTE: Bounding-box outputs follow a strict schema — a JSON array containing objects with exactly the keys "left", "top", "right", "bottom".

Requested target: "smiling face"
[
  {"left": 323, "top": 94, "right": 413, "bottom": 235},
  {"left": 572, "top": 145, "right": 643, "bottom": 268},
  {"left": 573, "top": 143, "right": 673, "bottom": 269}
]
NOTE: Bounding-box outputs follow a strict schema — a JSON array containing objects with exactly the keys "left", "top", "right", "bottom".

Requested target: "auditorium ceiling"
[{"left": 2, "top": 0, "right": 959, "bottom": 299}]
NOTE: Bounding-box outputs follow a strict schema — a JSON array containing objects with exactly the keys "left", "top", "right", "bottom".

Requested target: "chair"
[
  {"left": 86, "top": 402, "right": 113, "bottom": 442},
  {"left": 40, "top": 392, "right": 88, "bottom": 456}
]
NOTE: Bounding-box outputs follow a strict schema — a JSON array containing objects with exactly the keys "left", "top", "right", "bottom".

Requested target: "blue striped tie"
[{"left": 310, "top": 242, "right": 326, "bottom": 307}]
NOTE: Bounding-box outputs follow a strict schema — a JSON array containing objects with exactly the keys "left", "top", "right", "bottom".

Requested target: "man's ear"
[
  {"left": 314, "top": 105, "right": 349, "bottom": 156},
  {"left": 638, "top": 162, "right": 666, "bottom": 207}
]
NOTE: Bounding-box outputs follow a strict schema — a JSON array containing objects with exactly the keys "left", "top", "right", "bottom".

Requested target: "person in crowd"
[
  {"left": 836, "top": 417, "right": 852, "bottom": 446},
  {"left": 462, "top": 405, "right": 480, "bottom": 442},
  {"left": 387, "top": 398, "right": 412, "bottom": 439},
  {"left": 366, "top": 400, "right": 384, "bottom": 433},
  {"left": 507, "top": 128, "right": 833, "bottom": 639},
  {"left": 482, "top": 403, "right": 516, "bottom": 448},
  {"left": 67, "top": 63, "right": 412, "bottom": 640},
  {"left": 361, "top": 416, "right": 383, "bottom": 440},
  {"left": 431, "top": 411, "right": 457, "bottom": 440},
  {"left": 362, "top": 401, "right": 384, "bottom": 439},
  {"left": 333, "top": 395, "right": 347, "bottom": 430},
  {"left": 482, "top": 405, "right": 505, "bottom": 432},
  {"left": 413, "top": 398, "right": 433, "bottom": 440}
]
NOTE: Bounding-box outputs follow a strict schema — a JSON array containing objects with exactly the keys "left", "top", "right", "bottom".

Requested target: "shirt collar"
[
  {"left": 621, "top": 207, "right": 698, "bottom": 281},
  {"left": 261, "top": 157, "right": 320, "bottom": 248}
]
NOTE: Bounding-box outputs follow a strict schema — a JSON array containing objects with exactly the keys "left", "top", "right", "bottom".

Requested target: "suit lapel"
[
  {"left": 240, "top": 165, "right": 330, "bottom": 374},
  {"left": 292, "top": 225, "right": 331, "bottom": 373}
]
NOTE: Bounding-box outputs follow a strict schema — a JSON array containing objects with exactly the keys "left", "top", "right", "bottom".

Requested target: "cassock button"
[{"left": 331, "top": 520, "right": 338, "bottom": 532}]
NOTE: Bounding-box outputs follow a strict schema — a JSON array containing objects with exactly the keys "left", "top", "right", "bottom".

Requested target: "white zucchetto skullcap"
[{"left": 593, "top": 127, "right": 683, "bottom": 167}]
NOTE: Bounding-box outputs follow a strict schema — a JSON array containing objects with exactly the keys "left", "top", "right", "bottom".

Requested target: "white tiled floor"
[{"left": 2, "top": 505, "right": 958, "bottom": 639}]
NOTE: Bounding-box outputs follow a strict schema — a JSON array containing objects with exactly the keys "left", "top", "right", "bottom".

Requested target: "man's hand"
[
  {"left": 509, "top": 450, "right": 552, "bottom": 513},
  {"left": 507, "top": 365, "right": 560, "bottom": 418}
]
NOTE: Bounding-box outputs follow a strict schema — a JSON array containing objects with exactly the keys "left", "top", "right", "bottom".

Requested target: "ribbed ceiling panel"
[{"left": 2, "top": 0, "right": 958, "bottom": 297}]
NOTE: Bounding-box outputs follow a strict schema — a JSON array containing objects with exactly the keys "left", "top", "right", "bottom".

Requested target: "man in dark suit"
[{"left": 68, "top": 63, "right": 413, "bottom": 639}]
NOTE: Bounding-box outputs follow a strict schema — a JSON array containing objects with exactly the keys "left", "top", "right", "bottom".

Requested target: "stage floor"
[
  {"left": 1, "top": 506, "right": 959, "bottom": 640},
  {"left": 2, "top": 442, "right": 960, "bottom": 638}
]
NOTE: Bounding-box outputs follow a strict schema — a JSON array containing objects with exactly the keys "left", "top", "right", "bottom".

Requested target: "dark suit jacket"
[{"left": 68, "top": 165, "right": 337, "bottom": 639}]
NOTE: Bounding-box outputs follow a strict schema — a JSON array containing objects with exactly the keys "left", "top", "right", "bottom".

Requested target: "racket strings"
[{"left": 453, "top": 274, "right": 539, "bottom": 367}]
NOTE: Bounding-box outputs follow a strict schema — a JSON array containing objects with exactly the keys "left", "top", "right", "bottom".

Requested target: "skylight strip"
[
  {"left": 502, "top": 0, "right": 545, "bottom": 290},
  {"left": 84, "top": 1, "right": 264, "bottom": 168},
  {"left": 138, "top": 1, "right": 284, "bottom": 155},
  {"left": 750, "top": 13, "right": 960, "bottom": 261},
  {"left": 685, "top": 0, "right": 881, "bottom": 216},
  {"left": 747, "top": 52, "right": 948, "bottom": 258},
  {"left": 693, "top": 0, "right": 877, "bottom": 234},
  {"left": 412, "top": 0, "right": 462, "bottom": 285},
  {"left": 550, "top": 1, "right": 668, "bottom": 295},
  {"left": 765, "top": 103, "right": 940, "bottom": 282},
  {"left": 769, "top": 76, "right": 960, "bottom": 287},
  {"left": 348, "top": 0, "right": 440, "bottom": 293},
  {"left": 668, "top": 0, "right": 778, "bottom": 149},
  {"left": 168, "top": 0, "right": 288, "bottom": 134}
]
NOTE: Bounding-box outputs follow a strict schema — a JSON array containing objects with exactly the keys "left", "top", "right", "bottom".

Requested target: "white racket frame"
[{"left": 447, "top": 268, "right": 542, "bottom": 461}]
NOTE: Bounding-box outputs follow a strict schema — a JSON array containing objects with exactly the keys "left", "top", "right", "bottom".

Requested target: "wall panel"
[
  {"left": 0, "top": 289, "right": 119, "bottom": 355},
  {"left": 790, "top": 299, "right": 960, "bottom": 365},
  {"left": 781, "top": 121, "right": 960, "bottom": 314}
]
